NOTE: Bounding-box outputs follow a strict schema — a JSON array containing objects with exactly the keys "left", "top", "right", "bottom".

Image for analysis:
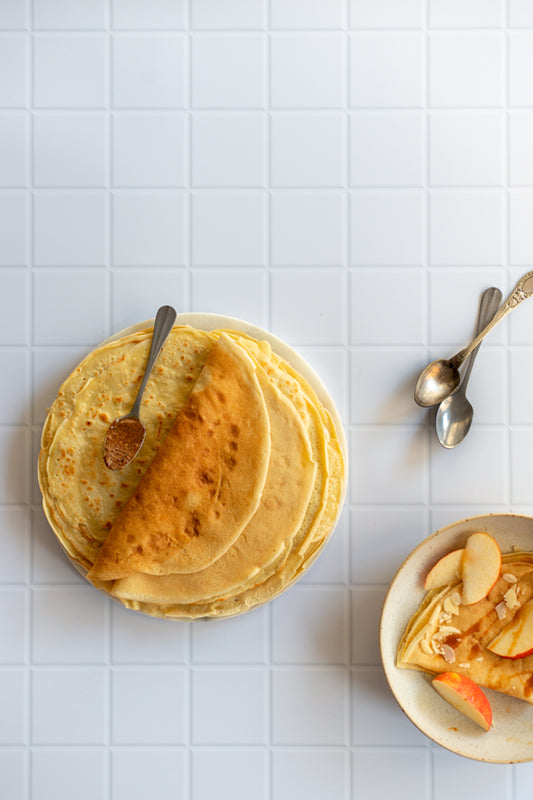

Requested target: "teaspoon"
[
  {"left": 414, "top": 270, "right": 533, "bottom": 407},
  {"left": 435, "top": 287, "right": 502, "bottom": 449},
  {"left": 103, "top": 304, "right": 177, "bottom": 470}
]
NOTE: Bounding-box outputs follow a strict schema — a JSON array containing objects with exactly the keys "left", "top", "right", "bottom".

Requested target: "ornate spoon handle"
[{"left": 451, "top": 270, "right": 533, "bottom": 368}]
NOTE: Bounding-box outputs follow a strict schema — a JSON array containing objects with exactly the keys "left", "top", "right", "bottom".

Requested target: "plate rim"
[{"left": 380, "top": 512, "right": 533, "bottom": 763}]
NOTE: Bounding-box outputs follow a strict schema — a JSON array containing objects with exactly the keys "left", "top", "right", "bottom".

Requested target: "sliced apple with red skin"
[
  {"left": 487, "top": 598, "right": 533, "bottom": 659},
  {"left": 461, "top": 532, "right": 501, "bottom": 605},
  {"left": 424, "top": 548, "right": 464, "bottom": 590},
  {"left": 432, "top": 672, "right": 492, "bottom": 731}
]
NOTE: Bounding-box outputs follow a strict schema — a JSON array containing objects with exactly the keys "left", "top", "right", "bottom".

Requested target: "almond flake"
[
  {"left": 439, "top": 611, "right": 452, "bottom": 624},
  {"left": 504, "top": 587, "right": 520, "bottom": 609},
  {"left": 502, "top": 573, "right": 518, "bottom": 584},
  {"left": 495, "top": 600, "right": 508, "bottom": 620},
  {"left": 457, "top": 662, "right": 470, "bottom": 669},
  {"left": 443, "top": 596, "right": 460, "bottom": 615},
  {"left": 436, "top": 625, "right": 462, "bottom": 637},
  {"left": 451, "top": 592, "right": 462, "bottom": 607},
  {"left": 419, "top": 638, "right": 433, "bottom": 655},
  {"left": 440, "top": 644, "right": 456, "bottom": 663}
]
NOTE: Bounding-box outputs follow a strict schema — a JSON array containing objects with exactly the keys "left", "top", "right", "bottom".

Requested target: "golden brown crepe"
[
  {"left": 397, "top": 554, "right": 533, "bottom": 705},
  {"left": 38, "top": 321, "right": 346, "bottom": 619},
  {"left": 88, "top": 335, "right": 271, "bottom": 581}
]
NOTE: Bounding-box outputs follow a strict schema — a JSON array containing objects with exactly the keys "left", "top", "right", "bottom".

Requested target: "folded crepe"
[
  {"left": 397, "top": 554, "right": 533, "bottom": 705},
  {"left": 88, "top": 334, "right": 270, "bottom": 581}
]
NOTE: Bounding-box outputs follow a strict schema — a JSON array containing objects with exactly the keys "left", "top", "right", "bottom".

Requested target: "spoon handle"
[
  {"left": 452, "top": 270, "right": 533, "bottom": 367},
  {"left": 459, "top": 287, "right": 502, "bottom": 390},
  {"left": 129, "top": 305, "right": 177, "bottom": 418}
]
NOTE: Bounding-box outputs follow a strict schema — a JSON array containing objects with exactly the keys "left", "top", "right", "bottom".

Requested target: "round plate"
[{"left": 380, "top": 513, "right": 533, "bottom": 763}]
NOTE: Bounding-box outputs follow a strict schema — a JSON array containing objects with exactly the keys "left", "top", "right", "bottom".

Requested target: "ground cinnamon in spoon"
[{"left": 104, "top": 417, "right": 145, "bottom": 470}]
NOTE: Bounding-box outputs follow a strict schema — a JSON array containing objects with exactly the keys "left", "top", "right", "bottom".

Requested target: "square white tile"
[
  {"left": 350, "top": 191, "right": 424, "bottom": 265},
  {"left": 350, "top": 426, "right": 427, "bottom": 504},
  {"left": 33, "top": 0, "right": 106, "bottom": 29},
  {"left": 351, "top": 667, "right": 428, "bottom": 745},
  {"left": 192, "top": 113, "right": 266, "bottom": 187},
  {"left": 353, "top": 749, "right": 430, "bottom": 799},
  {"left": 509, "top": 0, "right": 533, "bottom": 26},
  {"left": 0, "top": 669, "right": 26, "bottom": 744},
  {"left": 33, "top": 34, "right": 106, "bottom": 108},
  {"left": 32, "top": 269, "right": 108, "bottom": 345},
  {"left": 191, "top": 750, "right": 268, "bottom": 800},
  {"left": 111, "top": 667, "right": 187, "bottom": 744},
  {"left": 113, "top": 112, "right": 186, "bottom": 187},
  {"left": 350, "top": 348, "right": 426, "bottom": 425},
  {"left": 272, "top": 750, "right": 349, "bottom": 800},
  {"left": 191, "top": 0, "right": 265, "bottom": 29},
  {"left": 271, "top": 666, "right": 348, "bottom": 745},
  {"left": 271, "top": 0, "right": 344, "bottom": 29},
  {"left": 112, "top": 191, "right": 186, "bottom": 266},
  {"left": 429, "top": 31, "right": 504, "bottom": 107},
  {"left": 111, "top": 749, "right": 187, "bottom": 800},
  {"left": 428, "top": 0, "right": 504, "bottom": 27},
  {"left": 271, "top": 586, "right": 348, "bottom": 664},
  {"left": 190, "top": 268, "right": 267, "bottom": 324},
  {"left": 0, "top": 427, "right": 30, "bottom": 504},
  {"left": 31, "top": 668, "right": 106, "bottom": 744},
  {"left": 509, "top": 112, "right": 533, "bottom": 185},
  {"left": 192, "top": 667, "right": 267, "bottom": 744},
  {"left": 191, "top": 608, "right": 267, "bottom": 664},
  {"left": 270, "top": 34, "right": 345, "bottom": 109},
  {"left": 0, "top": 191, "right": 27, "bottom": 264},
  {"left": 33, "top": 113, "right": 106, "bottom": 187},
  {"left": 0, "top": 587, "right": 27, "bottom": 662},
  {"left": 113, "top": 34, "right": 186, "bottom": 109},
  {"left": 509, "top": 191, "right": 533, "bottom": 264},
  {"left": 270, "top": 192, "right": 344, "bottom": 266},
  {"left": 0, "top": 35, "right": 27, "bottom": 107},
  {"left": 270, "top": 267, "right": 346, "bottom": 344},
  {"left": 191, "top": 191, "right": 265, "bottom": 266},
  {"left": 349, "top": 33, "right": 424, "bottom": 108},
  {"left": 350, "top": 268, "right": 425, "bottom": 345},
  {"left": 432, "top": 749, "right": 510, "bottom": 800},
  {"left": 429, "top": 190, "right": 504, "bottom": 265},
  {"left": 510, "top": 348, "right": 533, "bottom": 424},
  {"left": 350, "top": 111, "right": 424, "bottom": 187},
  {"left": 31, "top": 586, "right": 107, "bottom": 664},
  {"left": 0, "top": 0, "right": 27, "bottom": 28},
  {"left": 31, "top": 750, "right": 106, "bottom": 800},
  {"left": 509, "top": 33, "right": 533, "bottom": 107},
  {"left": 0, "top": 269, "right": 29, "bottom": 343},
  {"left": 429, "top": 111, "right": 504, "bottom": 186},
  {"left": 33, "top": 191, "right": 106, "bottom": 266},
  {"left": 0, "top": 113, "right": 28, "bottom": 185},
  {"left": 351, "top": 585, "right": 386, "bottom": 665},
  {"left": 111, "top": 268, "right": 188, "bottom": 331},
  {"left": 0, "top": 505, "right": 29, "bottom": 583},
  {"left": 112, "top": 0, "right": 186, "bottom": 29},
  {"left": 271, "top": 112, "right": 344, "bottom": 188},
  {"left": 0, "top": 751, "right": 26, "bottom": 799},
  {"left": 350, "top": 0, "right": 424, "bottom": 28},
  {"left": 350, "top": 505, "right": 427, "bottom": 584},
  {"left": 191, "top": 34, "right": 265, "bottom": 108},
  {"left": 510, "top": 429, "right": 533, "bottom": 505},
  {"left": 110, "top": 603, "right": 189, "bottom": 665},
  {"left": 0, "top": 348, "right": 28, "bottom": 424}
]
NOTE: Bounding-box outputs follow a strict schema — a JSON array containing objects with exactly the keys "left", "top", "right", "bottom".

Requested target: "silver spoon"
[
  {"left": 103, "top": 304, "right": 177, "bottom": 470},
  {"left": 415, "top": 269, "right": 533, "bottom": 407},
  {"left": 435, "top": 287, "right": 502, "bottom": 449}
]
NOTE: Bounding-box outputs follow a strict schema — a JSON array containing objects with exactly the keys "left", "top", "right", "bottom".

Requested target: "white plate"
[{"left": 380, "top": 513, "right": 533, "bottom": 763}]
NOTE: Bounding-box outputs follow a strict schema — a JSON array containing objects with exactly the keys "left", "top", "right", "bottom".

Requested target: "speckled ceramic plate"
[{"left": 380, "top": 513, "right": 533, "bottom": 763}]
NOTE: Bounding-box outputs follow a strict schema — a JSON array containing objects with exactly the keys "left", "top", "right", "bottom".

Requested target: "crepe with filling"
[
  {"left": 87, "top": 334, "right": 271, "bottom": 580},
  {"left": 397, "top": 555, "right": 533, "bottom": 705}
]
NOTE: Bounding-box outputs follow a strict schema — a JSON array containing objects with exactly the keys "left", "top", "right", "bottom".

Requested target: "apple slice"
[
  {"left": 424, "top": 548, "right": 464, "bottom": 590},
  {"left": 487, "top": 598, "right": 533, "bottom": 659},
  {"left": 461, "top": 532, "right": 501, "bottom": 605},
  {"left": 432, "top": 672, "right": 492, "bottom": 731}
]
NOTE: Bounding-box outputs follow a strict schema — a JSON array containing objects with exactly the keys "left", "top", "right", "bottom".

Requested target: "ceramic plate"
[{"left": 380, "top": 513, "right": 533, "bottom": 763}]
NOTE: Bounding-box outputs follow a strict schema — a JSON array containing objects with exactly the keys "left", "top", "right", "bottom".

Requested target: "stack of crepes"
[
  {"left": 397, "top": 551, "right": 533, "bottom": 704},
  {"left": 38, "top": 324, "right": 345, "bottom": 619}
]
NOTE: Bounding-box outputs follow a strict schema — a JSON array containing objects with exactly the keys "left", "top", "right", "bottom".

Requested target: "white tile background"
[{"left": 3, "top": 0, "right": 533, "bottom": 797}]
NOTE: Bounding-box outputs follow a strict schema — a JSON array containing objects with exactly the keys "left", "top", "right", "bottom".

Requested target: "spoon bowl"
[{"left": 103, "top": 304, "right": 177, "bottom": 470}]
